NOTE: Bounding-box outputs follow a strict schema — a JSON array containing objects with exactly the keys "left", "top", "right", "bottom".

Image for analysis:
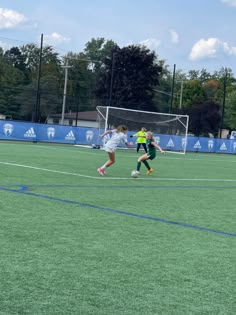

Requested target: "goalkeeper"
[{"left": 130, "top": 127, "right": 147, "bottom": 153}]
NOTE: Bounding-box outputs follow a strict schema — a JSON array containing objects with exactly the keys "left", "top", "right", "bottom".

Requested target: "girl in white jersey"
[{"left": 97, "top": 125, "right": 133, "bottom": 176}]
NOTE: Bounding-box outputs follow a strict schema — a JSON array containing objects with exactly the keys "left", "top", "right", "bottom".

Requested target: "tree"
[
  {"left": 62, "top": 51, "right": 99, "bottom": 113},
  {"left": 95, "top": 44, "right": 163, "bottom": 111},
  {"left": 20, "top": 43, "right": 61, "bottom": 74},
  {"left": 18, "top": 74, "right": 62, "bottom": 122},
  {"left": 4, "top": 47, "right": 27, "bottom": 72},
  {"left": 202, "top": 80, "right": 221, "bottom": 102},
  {"left": 188, "top": 100, "right": 221, "bottom": 137},
  {"left": 180, "top": 79, "right": 205, "bottom": 108},
  {"left": 224, "top": 90, "right": 236, "bottom": 131},
  {"left": 0, "top": 51, "right": 26, "bottom": 119},
  {"left": 153, "top": 62, "right": 173, "bottom": 113},
  {"left": 83, "top": 37, "right": 117, "bottom": 74},
  {"left": 15, "top": 44, "right": 62, "bottom": 120}
]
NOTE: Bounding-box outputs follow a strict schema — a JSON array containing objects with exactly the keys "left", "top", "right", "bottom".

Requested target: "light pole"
[
  {"left": 169, "top": 64, "right": 176, "bottom": 113},
  {"left": 179, "top": 80, "right": 185, "bottom": 109},
  {"left": 33, "top": 33, "right": 43, "bottom": 123},
  {"left": 108, "top": 51, "right": 115, "bottom": 107},
  {"left": 220, "top": 68, "right": 227, "bottom": 138},
  {"left": 61, "top": 60, "right": 72, "bottom": 125}
]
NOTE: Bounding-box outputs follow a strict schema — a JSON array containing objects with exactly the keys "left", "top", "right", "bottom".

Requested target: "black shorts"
[{"left": 147, "top": 153, "right": 156, "bottom": 160}]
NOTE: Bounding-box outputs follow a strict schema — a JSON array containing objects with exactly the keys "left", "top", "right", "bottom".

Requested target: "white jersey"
[{"left": 103, "top": 130, "right": 128, "bottom": 152}]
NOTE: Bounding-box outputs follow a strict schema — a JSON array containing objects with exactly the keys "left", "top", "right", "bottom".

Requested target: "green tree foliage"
[
  {"left": 62, "top": 52, "right": 98, "bottom": 113},
  {"left": 95, "top": 44, "right": 163, "bottom": 111},
  {"left": 18, "top": 74, "right": 62, "bottom": 122},
  {"left": 0, "top": 52, "right": 25, "bottom": 119},
  {"left": 12, "top": 44, "right": 62, "bottom": 121},
  {"left": 1, "top": 37, "right": 236, "bottom": 136},
  {"left": 172, "top": 68, "right": 236, "bottom": 136},
  {"left": 19, "top": 44, "right": 61, "bottom": 74},
  {"left": 153, "top": 62, "right": 173, "bottom": 113},
  {"left": 4, "top": 47, "right": 27, "bottom": 73},
  {"left": 180, "top": 79, "right": 205, "bottom": 108},
  {"left": 60, "top": 39, "right": 117, "bottom": 113},
  {"left": 84, "top": 37, "right": 117, "bottom": 74},
  {"left": 224, "top": 90, "right": 236, "bottom": 131}
]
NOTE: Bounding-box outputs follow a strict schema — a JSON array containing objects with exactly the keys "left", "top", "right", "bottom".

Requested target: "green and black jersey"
[{"left": 147, "top": 139, "right": 156, "bottom": 160}]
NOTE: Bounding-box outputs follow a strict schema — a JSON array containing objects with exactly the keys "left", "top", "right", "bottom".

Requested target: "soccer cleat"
[
  {"left": 97, "top": 168, "right": 105, "bottom": 176},
  {"left": 146, "top": 168, "right": 154, "bottom": 175}
]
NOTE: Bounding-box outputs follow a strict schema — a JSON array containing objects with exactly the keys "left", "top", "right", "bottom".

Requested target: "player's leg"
[
  {"left": 137, "top": 143, "right": 141, "bottom": 152},
  {"left": 142, "top": 143, "right": 148, "bottom": 153},
  {"left": 137, "top": 161, "right": 141, "bottom": 171},
  {"left": 97, "top": 152, "right": 115, "bottom": 175},
  {"left": 145, "top": 154, "right": 156, "bottom": 174},
  {"left": 143, "top": 160, "right": 152, "bottom": 173},
  {"left": 138, "top": 153, "right": 153, "bottom": 174},
  {"left": 105, "top": 152, "right": 115, "bottom": 167},
  {"left": 137, "top": 153, "right": 148, "bottom": 172}
]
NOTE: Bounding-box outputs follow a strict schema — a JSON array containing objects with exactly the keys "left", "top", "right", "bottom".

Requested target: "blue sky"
[{"left": 1, "top": 0, "right": 236, "bottom": 74}]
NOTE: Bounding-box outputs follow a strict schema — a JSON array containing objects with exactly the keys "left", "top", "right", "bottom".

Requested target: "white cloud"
[
  {"left": 221, "top": 0, "right": 236, "bottom": 7},
  {"left": 169, "top": 29, "right": 179, "bottom": 44},
  {"left": 189, "top": 37, "right": 236, "bottom": 60},
  {"left": 0, "top": 8, "right": 26, "bottom": 29},
  {"left": 43, "top": 32, "right": 71, "bottom": 46},
  {"left": 139, "top": 38, "right": 161, "bottom": 51},
  {"left": 222, "top": 42, "right": 236, "bottom": 55}
]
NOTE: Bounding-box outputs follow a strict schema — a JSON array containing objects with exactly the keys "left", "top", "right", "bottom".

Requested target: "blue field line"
[{"left": 0, "top": 185, "right": 236, "bottom": 238}]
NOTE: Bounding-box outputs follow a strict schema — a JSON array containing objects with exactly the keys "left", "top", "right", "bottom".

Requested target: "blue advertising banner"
[
  {"left": 0, "top": 121, "right": 100, "bottom": 146},
  {"left": 0, "top": 120, "right": 236, "bottom": 154}
]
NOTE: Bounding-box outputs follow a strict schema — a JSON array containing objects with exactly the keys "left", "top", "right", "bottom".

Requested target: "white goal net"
[{"left": 96, "top": 106, "right": 189, "bottom": 154}]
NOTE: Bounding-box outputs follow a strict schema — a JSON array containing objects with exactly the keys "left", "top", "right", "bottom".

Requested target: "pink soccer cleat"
[{"left": 97, "top": 168, "right": 105, "bottom": 176}]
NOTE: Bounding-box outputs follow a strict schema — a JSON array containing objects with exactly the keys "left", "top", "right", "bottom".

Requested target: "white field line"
[{"left": 1, "top": 161, "right": 236, "bottom": 182}]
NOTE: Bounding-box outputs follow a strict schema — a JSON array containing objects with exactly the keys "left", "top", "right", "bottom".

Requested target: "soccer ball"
[{"left": 131, "top": 170, "right": 139, "bottom": 178}]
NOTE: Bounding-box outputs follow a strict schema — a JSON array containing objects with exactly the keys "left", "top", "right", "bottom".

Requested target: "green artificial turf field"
[{"left": 0, "top": 141, "right": 235, "bottom": 315}]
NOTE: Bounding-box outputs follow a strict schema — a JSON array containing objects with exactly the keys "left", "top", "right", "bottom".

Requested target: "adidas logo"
[
  {"left": 194, "top": 140, "right": 201, "bottom": 149},
  {"left": 220, "top": 142, "right": 227, "bottom": 151},
  {"left": 24, "top": 127, "right": 36, "bottom": 138},
  {"left": 65, "top": 130, "right": 75, "bottom": 140},
  {"left": 167, "top": 138, "right": 174, "bottom": 147}
]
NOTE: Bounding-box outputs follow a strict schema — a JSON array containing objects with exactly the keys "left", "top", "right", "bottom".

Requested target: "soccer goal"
[{"left": 96, "top": 106, "right": 189, "bottom": 154}]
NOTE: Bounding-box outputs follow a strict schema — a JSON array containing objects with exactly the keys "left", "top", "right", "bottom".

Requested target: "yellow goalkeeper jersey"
[{"left": 133, "top": 131, "right": 147, "bottom": 143}]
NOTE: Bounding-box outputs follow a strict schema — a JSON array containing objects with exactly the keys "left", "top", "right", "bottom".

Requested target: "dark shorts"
[{"left": 147, "top": 153, "right": 156, "bottom": 160}]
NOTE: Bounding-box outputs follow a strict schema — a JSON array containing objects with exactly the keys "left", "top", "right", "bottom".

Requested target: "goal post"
[{"left": 96, "top": 106, "right": 189, "bottom": 154}]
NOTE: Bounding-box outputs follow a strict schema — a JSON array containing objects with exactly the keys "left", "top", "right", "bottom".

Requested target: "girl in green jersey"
[{"left": 136, "top": 131, "right": 164, "bottom": 175}]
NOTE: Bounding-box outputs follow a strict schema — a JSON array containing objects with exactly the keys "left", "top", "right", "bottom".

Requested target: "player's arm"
[
  {"left": 124, "top": 136, "right": 133, "bottom": 146},
  {"left": 99, "top": 130, "right": 113, "bottom": 138},
  {"left": 152, "top": 141, "right": 165, "bottom": 153},
  {"left": 125, "top": 141, "right": 133, "bottom": 146}
]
